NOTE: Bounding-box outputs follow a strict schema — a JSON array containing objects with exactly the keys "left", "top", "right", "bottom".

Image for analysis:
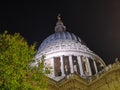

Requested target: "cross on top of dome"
[{"left": 55, "top": 14, "right": 66, "bottom": 32}]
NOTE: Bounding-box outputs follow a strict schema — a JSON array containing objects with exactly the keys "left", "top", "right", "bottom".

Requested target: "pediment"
[{"left": 47, "top": 74, "right": 89, "bottom": 90}]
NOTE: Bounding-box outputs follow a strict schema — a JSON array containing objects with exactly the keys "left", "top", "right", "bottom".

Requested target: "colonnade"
[{"left": 51, "top": 55, "right": 98, "bottom": 77}]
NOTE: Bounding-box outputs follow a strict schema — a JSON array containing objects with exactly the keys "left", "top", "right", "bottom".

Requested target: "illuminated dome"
[
  {"left": 38, "top": 31, "right": 87, "bottom": 54},
  {"left": 35, "top": 15, "right": 106, "bottom": 81}
]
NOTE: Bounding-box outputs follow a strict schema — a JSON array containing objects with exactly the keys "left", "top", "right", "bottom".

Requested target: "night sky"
[{"left": 0, "top": 1, "right": 120, "bottom": 65}]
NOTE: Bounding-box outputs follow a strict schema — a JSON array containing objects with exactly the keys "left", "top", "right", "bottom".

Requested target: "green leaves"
[{"left": 0, "top": 31, "right": 47, "bottom": 90}]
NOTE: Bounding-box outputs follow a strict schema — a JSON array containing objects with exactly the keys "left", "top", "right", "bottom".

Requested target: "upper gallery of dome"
[{"left": 38, "top": 15, "right": 87, "bottom": 53}]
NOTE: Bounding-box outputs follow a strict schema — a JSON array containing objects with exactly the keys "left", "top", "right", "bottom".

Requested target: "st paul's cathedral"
[{"left": 34, "top": 15, "right": 120, "bottom": 90}]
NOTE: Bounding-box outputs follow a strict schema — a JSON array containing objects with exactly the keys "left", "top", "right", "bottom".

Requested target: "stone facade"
[{"left": 47, "top": 61, "right": 120, "bottom": 90}]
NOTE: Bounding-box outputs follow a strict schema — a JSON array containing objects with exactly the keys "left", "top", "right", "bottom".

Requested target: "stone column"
[
  {"left": 93, "top": 60, "right": 98, "bottom": 73},
  {"left": 69, "top": 55, "right": 74, "bottom": 73},
  {"left": 77, "top": 56, "right": 84, "bottom": 76},
  {"left": 51, "top": 57, "right": 55, "bottom": 77},
  {"left": 60, "top": 56, "right": 65, "bottom": 76},
  {"left": 86, "top": 57, "right": 92, "bottom": 76}
]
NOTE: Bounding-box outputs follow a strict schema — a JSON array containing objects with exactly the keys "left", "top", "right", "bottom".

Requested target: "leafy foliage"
[{"left": 0, "top": 31, "right": 47, "bottom": 90}]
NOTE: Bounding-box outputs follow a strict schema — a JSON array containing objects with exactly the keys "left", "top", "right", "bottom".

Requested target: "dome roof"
[
  {"left": 38, "top": 14, "right": 88, "bottom": 54},
  {"left": 38, "top": 31, "right": 86, "bottom": 53}
]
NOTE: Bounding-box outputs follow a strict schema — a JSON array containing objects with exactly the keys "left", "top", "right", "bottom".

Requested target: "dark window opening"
[
  {"left": 54, "top": 57, "right": 61, "bottom": 76},
  {"left": 63, "top": 56, "right": 70, "bottom": 75},
  {"left": 72, "top": 56, "right": 80, "bottom": 74},
  {"left": 89, "top": 58, "right": 96, "bottom": 75}
]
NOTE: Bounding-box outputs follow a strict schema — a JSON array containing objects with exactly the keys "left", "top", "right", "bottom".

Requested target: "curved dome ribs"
[
  {"left": 35, "top": 15, "right": 106, "bottom": 81},
  {"left": 38, "top": 32, "right": 87, "bottom": 53}
]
